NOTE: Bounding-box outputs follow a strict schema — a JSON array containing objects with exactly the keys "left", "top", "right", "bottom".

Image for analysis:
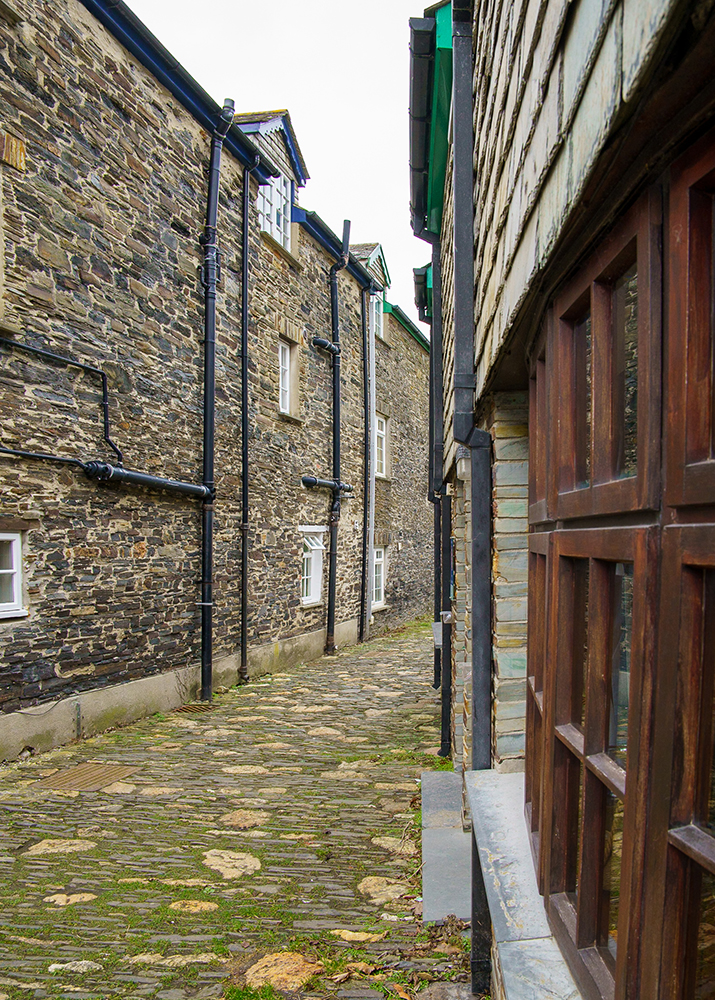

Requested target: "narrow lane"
[{"left": 0, "top": 619, "right": 469, "bottom": 999}]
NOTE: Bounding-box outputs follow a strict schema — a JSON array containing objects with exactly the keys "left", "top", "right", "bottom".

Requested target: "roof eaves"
[
  {"left": 385, "top": 300, "right": 430, "bottom": 351},
  {"left": 78, "top": 0, "right": 278, "bottom": 182},
  {"left": 409, "top": 16, "right": 436, "bottom": 240}
]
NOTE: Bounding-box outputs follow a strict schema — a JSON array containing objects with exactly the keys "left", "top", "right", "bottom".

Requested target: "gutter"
[
  {"left": 451, "top": 8, "right": 475, "bottom": 444},
  {"left": 78, "top": 0, "right": 278, "bottom": 183},
  {"left": 383, "top": 301, "right": 430, "bottom": 351}
]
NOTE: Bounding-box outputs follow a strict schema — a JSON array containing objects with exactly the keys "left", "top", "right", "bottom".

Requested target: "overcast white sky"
[{"left": 123, "top": 0, "right": 431, "bottom": 329}]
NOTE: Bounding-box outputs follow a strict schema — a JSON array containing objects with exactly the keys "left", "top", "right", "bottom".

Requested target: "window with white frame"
[
  {"left": 371, "top": 291, "right": 384, "bottom": 341},
  {"left": 301, "top": 529, "right": 326, "bottom": 605},
  {"left": 0, "top": 532, "right": 26, "bottom": 619},
  {"left": 376, "top": 414, "right": 388, "bottom": 477},
  {"left": 373, "top": 546, "right": 386, "bottom": 608},
  {"left": 258, "top": 173, "right": 292, "bottom": 251},
  {"left": 279, "top": 340, "right": 291, "bottom": 413}
]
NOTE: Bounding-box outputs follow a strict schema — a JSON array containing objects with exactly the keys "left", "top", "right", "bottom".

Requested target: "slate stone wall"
[
  {"left": 372, "top": 312, "right": 432, "bottom": 635},
  {"left": 0, "top": 0, "right": 430, "bottom": 716}
]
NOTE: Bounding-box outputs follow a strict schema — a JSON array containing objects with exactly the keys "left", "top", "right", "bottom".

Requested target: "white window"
[
  {"left": 0, "top": 532, "right": 26, "bottom": 619},
  {"left": 371, "top": 291, "right": 383, "bottom": 341},
  {"left": 279, "top": 340, "right": 290, "bottom": 413},
  {"left": 373, "top": 546, "right": 386, "bottom": 608},
  {"left": 376, "top": 414, "right": 388, "bottom": 477},
  {"left": 301, "top": 529, "right": 326, "bottom": 605},
  {"left": 258, "top": 174, "right": 292, "bottom": 250}
]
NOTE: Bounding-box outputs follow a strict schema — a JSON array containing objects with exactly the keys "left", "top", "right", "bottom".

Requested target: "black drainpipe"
[
  {"left": 302, "top": 220, "right": 352, "bottom": 656},
  {"left": 199, "top": 98, "right": 235, "bottom": 702},
  {"left": 439, "top": 492, "right": 452, "bottom": 757},
  {"left": 429, "top": 242, "right": 445, "bottom": 691},
  {"left": 238, "top": 156, "right": 261, "bottom": 684},
  {"left": 358, "top": 286, "right": 370, "bottom": 643}
]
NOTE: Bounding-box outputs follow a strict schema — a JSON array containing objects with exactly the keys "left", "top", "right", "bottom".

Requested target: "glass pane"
[
  {"left": 572, "top": 559, "right": 590, "bottom": 729},
  {"left": 613, "top": 263, "right": 638, "bottom": 478},
  {"left": 601, "top": 788, "right": 624, "bottom": 960},
  {"left": 0, "top": 540, "right": 12, "bottom": 571},
  {"left": 608, "top": 563, "right": 633, "bottom": 770},
  {"left": 696, "top": 867, "right": 715, "bottom": 999},
  {"left": 0, "top": 570, "right": 14, "bottom": 604},
  {"left": 302, "top": 547, "right": 311, "bottom": 600},
  {"left": 574, "top": 310, "right": 592, "bottom": 487}
]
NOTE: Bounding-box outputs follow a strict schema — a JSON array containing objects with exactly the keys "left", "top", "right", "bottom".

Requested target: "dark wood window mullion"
[
  {"left": 577, "top": 558, "right": 612, "bottom": 950},
  {"left": 592, "top": 281, "right": 613, "bottom": 485}
]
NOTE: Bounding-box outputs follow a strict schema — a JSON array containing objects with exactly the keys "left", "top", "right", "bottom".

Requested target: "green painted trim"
[
  {"left": 426, "top": 2, "right": 452, "bottom": 236},
  {"left": 385, "top": 301, "right": 430, "bottom": 352}
]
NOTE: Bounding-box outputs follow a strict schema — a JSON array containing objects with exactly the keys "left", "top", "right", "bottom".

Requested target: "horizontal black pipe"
[
  {"left": 313, "top": 336, "right": 340, "bottom": 355},
  {"left": 0, "top": 336, "right": 124, "bottom": 464},
  {"left": 301, "top": 475, "right": 353, "bottom": 493},
  {"left": 0, "top": 444, "right": 88, "bottom": 469},
  {"left": 83, "top": 461, "right": 211, "bottom": 499}
]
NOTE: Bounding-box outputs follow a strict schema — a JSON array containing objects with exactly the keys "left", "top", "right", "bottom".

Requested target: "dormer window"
[
  {"left": 258, "top": 174, "right": 292, "bottom": 251},
  {"left": 371, "top": 291, "right": 384, "bottom": 341}
]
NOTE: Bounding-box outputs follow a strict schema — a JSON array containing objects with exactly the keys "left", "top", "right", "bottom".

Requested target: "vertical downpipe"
[
  {"left": 200, "top": 99, "right": 235, "bottom": 702},
  {"left": 324, "top": 220, "right": 351, "bottom": 655},
  {"left": 439, "top": 492, "right": 452, "bottom": 757},
  {"left": 239, "top": 157, "right": 260, "bottom": 684},
  {"left": 359, "top": 288, "right": 370, "bottom": 643},
  {"left": 366, "top": 287, "right": 377, "bottom": 638}
]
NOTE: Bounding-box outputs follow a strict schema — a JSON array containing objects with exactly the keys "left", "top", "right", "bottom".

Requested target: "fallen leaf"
[
  {"left": 168, "top": 900, "right": 219, "bottom": 913},
  {"left": 330, "top": 929, "right": 386, "bottom": 943},
  {"left": 43, "top": 893, "right": 97, "bottom": 907},
  {"left": 24, "top": 839, "right": 96, "bottom": 857},
  {"left": 331, "top": 972, "right": 351, "bottom": 983},
  {"left": 219, "top": 809, "right": 271, "bottom": 829},
  {"left": 245, "top": 952, "right": 323, "bottom": 990},
  {"left": 357, "top": 877, "right": 408, "bottom": 905},
  {"left": 347, "top": 962, "right": 376, "bottom": 974},
  {"left": 202, "top": 850, "right": 261, "bottom": 879},
  {"left": 389, "top": 984, "right": 413, "bottom": 1000}
]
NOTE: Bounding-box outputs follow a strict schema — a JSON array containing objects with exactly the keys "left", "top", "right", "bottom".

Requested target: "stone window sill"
[
  {"left": 277, "top": 411, "right": 303, "bottom": 426},
  {"left": 0, "top": 608, "right": 29, "bottom": 620},
  {"left": 260, "top": 230, "right": 302, "bottom": 270},
  {"left": 371, "top": 604, "right": 390, "bottom": 614},
  {"left": 464, "top": 770, "right": 583, "bottom": 1000},
  {"left": 301, "top": 600, "right": 323, "bottom": 609}
]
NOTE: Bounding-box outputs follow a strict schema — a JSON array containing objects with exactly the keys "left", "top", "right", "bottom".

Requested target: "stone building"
[
  {"left": 410, "top": 0, "right": 715, "bottom": 998},
  {"left": 0, "top": 0, "right": 431, "bottom": 759}
]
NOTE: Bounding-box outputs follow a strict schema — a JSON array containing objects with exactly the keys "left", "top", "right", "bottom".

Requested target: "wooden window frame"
[
  {"left": 548, "top": 192, "right": 662, "bottom": 520},
  {"left": 528, "top": 322, "right": 549, "bottom": 525},
  {"left": 526, "top": 530, "right": 551, "bottom": 891},
  {"left": 540, "top": 527, "right": 658, "bottom": 1000},
  {"left": 666, "top": 126, "right": 715, "bottom": 508},
  {"left": 651, "top": 526, "right": 715, "bottom": 1000}
]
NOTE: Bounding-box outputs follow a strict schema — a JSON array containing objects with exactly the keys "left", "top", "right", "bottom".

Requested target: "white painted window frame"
[
  {"left": 0, "top": 532, "right": 27, "bottom": 619},
  {"left": 371, "top": 290, "right": 384, "bottom": 341},
  {"left": 376, "top": 413, "right": 388, "bottom": 478},
  {"left": 300, "top": 527, "right": 326, "bottom": 606},
  {"left": 372, "top": 546, "right": 386, "bottom": 609},
  {"left": 279, "top": 340, "right": 291, "bottom": 413},
  {"left": 258, "top": 174, "right": 292, "bottom": 251}
]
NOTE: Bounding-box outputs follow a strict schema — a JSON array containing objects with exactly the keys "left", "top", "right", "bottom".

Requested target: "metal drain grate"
[
  {"left": 173, "top": 703, "right": 214, "bottom": 714},
  {"left": 33, "top": 762, "right": 137, "bottom": 791}
]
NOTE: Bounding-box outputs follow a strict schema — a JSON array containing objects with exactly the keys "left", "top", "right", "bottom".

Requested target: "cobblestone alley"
[{"left": 0, "top": 619, "right": 471, "bottom": 1000}]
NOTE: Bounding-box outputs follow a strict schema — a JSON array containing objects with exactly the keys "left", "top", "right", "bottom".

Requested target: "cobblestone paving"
[{"left": 0, "top": 619, "right": 470, "bottom": 1000}]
